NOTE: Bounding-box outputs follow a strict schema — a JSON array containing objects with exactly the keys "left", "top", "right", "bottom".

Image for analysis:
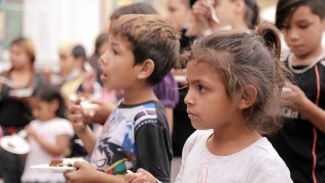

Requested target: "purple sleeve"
[{"left": 153, "top": 72, "right": 179, "bottom": 109}]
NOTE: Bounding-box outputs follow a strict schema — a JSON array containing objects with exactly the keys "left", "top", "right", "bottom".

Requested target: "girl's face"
[
  {"left": 98, "top": 41, "right": 108, "bottom": 56},
  {"left": 30, "top": 98, "right": 58, "bottom": 122},
  {"left": 211, "top": 0, "right": 237, "bottom": 29},
  {"left": 10, "top": 44, "right": 32, "bottom": 70},
  {"left": 166, "top": 0, "right": 191, "bottom": 31},
  {"left": 282, "top": 6, "right": 325, "bottom": 60},
  {"left": 184, "top": 60, "right": 239, "bottom": 130}
]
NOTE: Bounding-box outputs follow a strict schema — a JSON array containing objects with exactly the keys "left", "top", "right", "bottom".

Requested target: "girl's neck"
[
  {"left": 207, "top": 122, "right": 261, "bottom": 156},
  {"left": 231, "top": 21, "right": 249, "bottom": 31}
]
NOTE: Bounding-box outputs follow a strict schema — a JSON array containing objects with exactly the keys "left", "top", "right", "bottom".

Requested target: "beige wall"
[{"left": 257, "top": 0, "right": 278, "bottom": 9}]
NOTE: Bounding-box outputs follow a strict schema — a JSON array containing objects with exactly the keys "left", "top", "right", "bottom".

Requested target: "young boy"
[
  {"left": 65, "top": 14, "right": 179, "bottom": 183},
  {"left": 43, "top": 43, "right": 85, "bottom": 97},
  {"left": 267, "top": 0, "right": 325, "bottom": 182}
]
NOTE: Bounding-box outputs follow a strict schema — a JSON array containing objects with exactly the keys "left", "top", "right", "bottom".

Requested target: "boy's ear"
[
  {"left": 237, "top": 84, "right": 257, "bottom": 109},
  {"left": 137, "top": 59, "right": 155, "bottom": 80}
]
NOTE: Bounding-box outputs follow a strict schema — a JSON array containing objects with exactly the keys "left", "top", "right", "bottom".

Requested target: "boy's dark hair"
[
  {"left": 110, "top": 14, "right": 180, "bottom": 85},
  {"left": 89, "top": 33, "right": 110, "bottom": 65},
  {"left": 276, "top": 0, "right": 325, "bottom": 30},
  {"left": 110, "top": 3, "right": 157, "bottom": 20},
  {"left": 31, "top": 84, "right": 67, "bottom": 119},
  {"left": 244, "top": 0, "right": 260, "bottom": 30},
  {"left": 180, "top": 22, "right": 290, "bottom": 135},
  {"left": 72, "top": 45, "right": 86, "bottom": 60}
]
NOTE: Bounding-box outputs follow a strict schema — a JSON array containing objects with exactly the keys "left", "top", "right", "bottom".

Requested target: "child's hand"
[
  {"left": 124, "top": 168, "right": 157, "bottom": 183},
  {"left": 186, "top": 0, "right": 213, "bottom": 36},
  {"left": 281, "top": 81, "right": 308, "bottom": 110},
  {"left": 83, "top": 99, "right": 115, "bottom": 125},
  {"left": 68, "top": 99, "right": 87, "bottom": 133},
  {"left": 64, "top": 161, "right": 98, "bottom": 183},
  {"left": 25, "top": 125, "right": 37, "bottom": 138},
  {"left": 41, "top": 68, "right": 54, "bottom": 83}
]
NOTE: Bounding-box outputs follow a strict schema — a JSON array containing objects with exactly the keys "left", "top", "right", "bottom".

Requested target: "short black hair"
[
  {"left": 31, "top": 84, "right": 67, "bottom": 119},
  {"left": 276, "top": 0, "right": 325, "bottom": 30},
  {"left": 72, "top": 45, "right": 86, "bottom": 60}
]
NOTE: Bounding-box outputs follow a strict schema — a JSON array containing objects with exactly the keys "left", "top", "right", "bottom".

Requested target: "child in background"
[
  {"left": 88, "top": 32, "right": 110, "bottom": 86},
  {"left": 267, "top": 0, "right": 325, "bottom": 182},
  {"left": 22, "top": 84, "right": 74, "bottom": 183},
  {"left": 187, "top": 0, "right": 259, "bottom": 36},
  {"left": 0, "top": 37, "right": 45, "bottom": 183},
  {"left": 125, "top": 22, "right": 293, "bottom": 183},
  {"left": 64, "top": 14, "right": 179, "bottom": 183}
]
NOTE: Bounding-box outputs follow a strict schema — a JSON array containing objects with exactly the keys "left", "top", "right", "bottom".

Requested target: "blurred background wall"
[{"left": 0, "top": 0, "right": 278, "bottom": 71}]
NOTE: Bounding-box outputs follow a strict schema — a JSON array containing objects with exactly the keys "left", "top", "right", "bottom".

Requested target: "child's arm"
[
  {"left": 64, "top": 161, "right": 127, "bottom": 183},
  {"left": 124, "top": 169, "right": 157, "bottom": 183},
  {"left": 69, "top": 103, "right": 98, "bottom": 155},
  {"left": 25, "top": 125, "right": 70, "bottom": 156},
  {"left": 283, "top": 82, "right": 325, "bottom": 133}
]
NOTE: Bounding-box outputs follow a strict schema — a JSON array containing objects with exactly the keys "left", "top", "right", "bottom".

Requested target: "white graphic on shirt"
[{"left": 196, "top": 167, "right": 209, "bottom": 183}]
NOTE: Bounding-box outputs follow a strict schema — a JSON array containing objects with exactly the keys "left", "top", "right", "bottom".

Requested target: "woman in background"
[{"left": 0, "top": 37, "right": 45, "bottom": 183}]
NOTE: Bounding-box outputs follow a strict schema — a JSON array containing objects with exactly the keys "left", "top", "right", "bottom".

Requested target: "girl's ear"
[
  {"left": 137, "top": 59, "right": 155, "bottom": 80},
  {"left": 50, "top": 99, "right": 59, "bottom": 113},
  {"left": 237, "top": 84, "right": 257, "bottom": 109}
]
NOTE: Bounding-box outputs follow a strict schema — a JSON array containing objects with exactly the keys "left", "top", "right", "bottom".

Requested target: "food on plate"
[{"left": 49, "top": 158, "right": 87, "bottom": 167}]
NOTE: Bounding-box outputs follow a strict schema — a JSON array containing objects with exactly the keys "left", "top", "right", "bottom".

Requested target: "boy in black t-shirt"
[
  {"left": 267, "top": 0, "right": 325, "bottom": 182},
  {"left": 65, "top": 14, "right": 179, "bottom": 183}
]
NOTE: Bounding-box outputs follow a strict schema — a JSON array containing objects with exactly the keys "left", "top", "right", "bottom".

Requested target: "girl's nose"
[{"left": 184, "top": 90, "right": 194, "bottom": 105}]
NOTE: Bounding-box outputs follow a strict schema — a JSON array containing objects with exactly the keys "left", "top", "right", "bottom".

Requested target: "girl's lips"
[{"left": 187, "top": 110, "right": 198, "bottom": 119}]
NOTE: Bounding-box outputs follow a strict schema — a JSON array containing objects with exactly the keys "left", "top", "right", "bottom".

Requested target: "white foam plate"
[
  {"left": 174, "top": 75, "right": 187, "bottom": 83},
  {"left": 0, "top": 135, "right": 30, "bottom": 154},
  {"left": 80, "top": 101, "right": 99, "bottom": 109},
  {"left": 10, "top": 88, "right": 33, "bottom": 98},
  {"left": 74, "top": 139, "right": 84, "bottom": 146},
  {"left": 282, "top": 87, "right": 292, "bottom": 93},
  {"left": 31, "top": 164, "right": 76, "bottom": 173}
]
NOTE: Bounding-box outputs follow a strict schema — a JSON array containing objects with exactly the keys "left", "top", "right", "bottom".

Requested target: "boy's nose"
[{"left": 288, "top": 28, "right": 300, "bottom": 41}]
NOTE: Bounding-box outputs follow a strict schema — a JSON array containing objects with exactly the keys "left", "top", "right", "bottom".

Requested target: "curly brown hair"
[{"left": 180, "top": 22, "right": 290, "bottom": 134}]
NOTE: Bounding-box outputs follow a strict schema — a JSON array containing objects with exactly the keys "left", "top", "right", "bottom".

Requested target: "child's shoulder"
[
  {"left": 247, "top": 138, "right": 292, "bottom": 182},
  {"left": 117, "top": 100, "right": 168, "bottom": 132}
]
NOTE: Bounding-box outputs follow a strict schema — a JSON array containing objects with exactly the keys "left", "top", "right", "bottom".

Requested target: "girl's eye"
[
  {"left": 113, "top": 50, "right": 119, "bottom": 55},
  {"left": 198, "top": 85, "right": 207, "bottom": 92}
]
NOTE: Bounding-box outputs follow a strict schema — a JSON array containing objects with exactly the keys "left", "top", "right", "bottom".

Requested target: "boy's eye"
[
  {"left": 282, "top": 25, "right": 290, "bottom": 30},
  {"left": 299, "top": 24, "right": 309, "bottom": 29}
]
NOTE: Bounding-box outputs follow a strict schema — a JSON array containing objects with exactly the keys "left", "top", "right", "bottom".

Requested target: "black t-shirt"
[
  {"left": 0, "top": 71, "right": 45, "bottom": 128},
  {"left": 267, "top": 59, "right": 325, "bottom": 183},
  {"left": 172, "top": 28, "right": 196, "bottom": 156},
  {"left": 90, "top": 100, "right": 172, "bottom": 182}
]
